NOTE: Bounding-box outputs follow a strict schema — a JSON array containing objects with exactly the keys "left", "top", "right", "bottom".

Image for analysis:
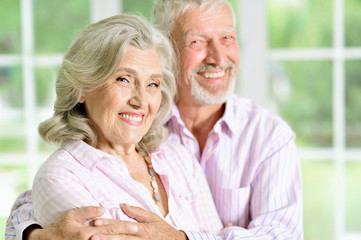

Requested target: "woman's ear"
[{"left": 79, "top": 96, "right": 85, "bottom": 103}]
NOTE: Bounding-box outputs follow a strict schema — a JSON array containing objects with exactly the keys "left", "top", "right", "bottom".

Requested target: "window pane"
[
  {"left": 302, "top": 161, "right": 335, "bottom": 240},
  {"left": 345, "top": 161, "right": 361, "bottom": 232},
  {"left": 34, "top": 0, "right": 90, "bottom": 54},
  {"left": 0, "top": 66, "right": 23, "bottom": 108},
  {"left": 0, "top": 66, "right": 25, "bottom": 152},
  {"left": 345, "top": 0, "right": 361, "bottom": 47},
  {"left": 0, "top": 166, "right": 28, "bottom": 215},
  {"left": 267, "top": 0, "right": 333, "bottom": 48},
  {"left": 269, "top": 61, "right": 333, "bottom": 147},
  {"left": 123, "top": 0, "right": 155, "bottom": 20},
  {"left": 346, "top": 60, "right": 361, "bottom": 148},
  {"left": 35, "top": 67, "right": 57, "bottom": 107},
  {"left": 0, "top": 0, "right": 21, "bottom": 53}
]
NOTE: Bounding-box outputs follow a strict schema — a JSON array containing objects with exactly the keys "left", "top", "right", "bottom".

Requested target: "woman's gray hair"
[
  {"left": 151, "top": 0, "right": 236, "bottom": 38},
  {"left": 39, "top": 14, "right": 177, "bottom": 154}
]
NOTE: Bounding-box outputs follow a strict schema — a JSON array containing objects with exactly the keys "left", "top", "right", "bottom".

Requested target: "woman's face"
[{"left": 81, "top": 46, "right": 162, "bottom": 151}]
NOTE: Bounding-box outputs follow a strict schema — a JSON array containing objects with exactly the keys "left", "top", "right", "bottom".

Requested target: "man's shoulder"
[{"left": 227, "top": 94, "right": 294, "bottom": 133}]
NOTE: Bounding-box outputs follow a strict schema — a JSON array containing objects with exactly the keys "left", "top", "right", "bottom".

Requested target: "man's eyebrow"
[
  {"left": 185, "top": 28, "right": 237, "bottom": 40},
  {"left": 115, "top": 67, "right": 162, "bottom": 79}
]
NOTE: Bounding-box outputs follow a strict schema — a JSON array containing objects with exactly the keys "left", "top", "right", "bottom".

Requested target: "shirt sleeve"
[
  {"left": 5, "top": 190, "right": 41, "bottom": 240},
  {"left": 32, "top": 172, "right": 104, "bottom": 228},
  {"left": 184, "top": 130, "right": 303, "bottom": 240}
]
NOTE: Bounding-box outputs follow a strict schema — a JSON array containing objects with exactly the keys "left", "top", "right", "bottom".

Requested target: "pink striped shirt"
[
  {"left": 168, "top": 95, "right": 303, "bottom": 239},
  {"left": 6, "top": 139, "right": 222, "bottom": 240}
]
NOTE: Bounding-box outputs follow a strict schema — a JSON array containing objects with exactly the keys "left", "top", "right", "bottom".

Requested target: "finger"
[
  {"left": 91, "top": 220, "right": 139, "bottom": 235},
  {"left": 224, "top": 222, "right": 234, "bottom": 228},
  {"left": 121, "top": 204, "right": 155, "bottom": 223},
  {"left": 91, "top": 234, "right": 139, "bottom": 240},
  {"left": 93, "top": 218, "right": 121, "bottom": 226},
  {"left": 66, "top": 206, "right": 105, "bottom": 223}
]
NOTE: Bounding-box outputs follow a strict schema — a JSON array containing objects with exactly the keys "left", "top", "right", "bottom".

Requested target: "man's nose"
[{"left": 205, "top": 40, "right": 226, "bottom": 66}]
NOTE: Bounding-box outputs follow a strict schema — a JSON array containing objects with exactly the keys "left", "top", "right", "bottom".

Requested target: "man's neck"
[{"left": 177, "top": 99, "right": 225, "bottom": 155}]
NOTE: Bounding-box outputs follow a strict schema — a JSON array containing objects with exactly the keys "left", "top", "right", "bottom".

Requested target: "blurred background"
[{"left": 0, "top": 0, "right": 360, "bottom": 239}]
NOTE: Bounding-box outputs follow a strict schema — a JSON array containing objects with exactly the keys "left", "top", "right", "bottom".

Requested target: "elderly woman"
[{"left": 31, "top": 14, "right": 222, "bottom": 236}]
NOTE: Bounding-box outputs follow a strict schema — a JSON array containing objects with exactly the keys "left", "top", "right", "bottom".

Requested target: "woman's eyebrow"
[
  {"left": 115, "top": 67, "right": 136, "bottom": 74},
  {"left": 116, "top": 67, "right": 162, "bottom": 79}
]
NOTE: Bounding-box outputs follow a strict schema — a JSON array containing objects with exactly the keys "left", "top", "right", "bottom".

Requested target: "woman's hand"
[{"left": 91, "top": 204, "right": 188, "bottom": 240}]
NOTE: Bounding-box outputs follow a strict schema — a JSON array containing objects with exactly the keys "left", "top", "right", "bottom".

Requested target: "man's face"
[{"left": 171, "top": 5, "right": 240, "bottom": 105}]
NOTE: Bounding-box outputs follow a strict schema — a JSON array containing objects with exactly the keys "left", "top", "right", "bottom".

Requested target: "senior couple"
[{"left": 5, "top": 0, "right": 303, "bottom": 239}]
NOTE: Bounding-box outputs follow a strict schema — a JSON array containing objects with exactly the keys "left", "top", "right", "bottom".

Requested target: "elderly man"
[{"left": 6, "top": 0, "right": 303, "bottom": 239}]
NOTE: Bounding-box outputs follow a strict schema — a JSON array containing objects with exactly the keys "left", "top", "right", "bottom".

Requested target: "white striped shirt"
[{"left": 168, "top": 95, "right": 303, "bottom": 240}]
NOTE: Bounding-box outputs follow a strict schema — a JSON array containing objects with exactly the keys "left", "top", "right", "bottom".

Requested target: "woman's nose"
[{"left": 128, "top": 87, "right": 146, "bottom": 108}]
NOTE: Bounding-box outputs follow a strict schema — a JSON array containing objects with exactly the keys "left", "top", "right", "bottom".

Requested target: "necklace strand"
[{"left": 144, "top": 156, "right": 161, "bottom": 203}]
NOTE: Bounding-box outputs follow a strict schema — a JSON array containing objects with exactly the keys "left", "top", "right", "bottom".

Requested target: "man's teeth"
[
  {"left": 119, "top": 113, "right": 142, "bottom": 122},
  {"left": 200, "top": 71, "right": 225, "bottom": 79}
]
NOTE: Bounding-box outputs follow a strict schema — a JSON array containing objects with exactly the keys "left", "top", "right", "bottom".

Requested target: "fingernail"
[
  {"left": 94, "top": 219, "right": 103, "bottom": 226},
  {"left": 122, "top": 203, "right": 130, "bottom": 207},
  {"left": 97, "top": 206, "right": 104, "bottom": 213}
]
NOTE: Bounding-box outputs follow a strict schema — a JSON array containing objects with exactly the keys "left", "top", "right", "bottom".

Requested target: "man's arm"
[
  {"left": 5, "top": 191, "right": 138, "bottom": 240},
  {"left": 22, "top": 206, "right": 138, "bottom": 240},
  {"left": 5, "top": 191, "right": 40, "bottom": 240}
]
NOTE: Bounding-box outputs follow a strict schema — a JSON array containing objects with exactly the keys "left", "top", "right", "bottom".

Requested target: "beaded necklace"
[{"left": 144, "top": 156, "right": 161, "bottom": 203}]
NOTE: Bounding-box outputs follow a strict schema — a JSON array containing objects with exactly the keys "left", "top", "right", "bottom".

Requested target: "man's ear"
[{"left": 79, "top": 96, "right": 85, "bottom": 103}]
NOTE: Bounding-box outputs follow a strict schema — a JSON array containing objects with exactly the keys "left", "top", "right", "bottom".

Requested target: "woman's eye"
[
  {"left": 116, "top": 77, "right": 129, "bottom": 82},
  {"left": 149, "top": 83, "right": 159, "bottom": 88}
]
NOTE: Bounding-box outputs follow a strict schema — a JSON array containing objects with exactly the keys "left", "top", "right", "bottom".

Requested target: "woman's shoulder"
[{"left": 34, "top": 141, "right": 86, "bottom": 180}]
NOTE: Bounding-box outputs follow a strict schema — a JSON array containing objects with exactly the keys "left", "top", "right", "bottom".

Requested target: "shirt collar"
[
  {"left": 169, "top": 95, "right": 241, "bottom": 136},
  {"left": 62, "top": 140, "right": 118, "bottom": 170}
]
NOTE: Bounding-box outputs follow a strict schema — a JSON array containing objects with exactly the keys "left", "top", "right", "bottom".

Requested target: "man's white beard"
[{"left": 190, "top": 64, "right": 236, "bottom": 105}]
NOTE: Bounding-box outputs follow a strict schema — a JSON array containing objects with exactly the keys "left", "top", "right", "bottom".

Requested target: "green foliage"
[
  {"left": 0, "top": 138, "right": 25, "bottom": 152},
  {"left": 268, "top": 0, "right": 333, "bottom": 48},
  {"left": 302, "top": 161, "right": 335, "bottom": 240},
  {"left": 35, "top": 67, "right": 57, "bottom": 107},
  {"left": 0, "top": 66, "right": 23, "bottom": 108},
  {"left": 0, "top": 0, "right": 21, "bottom": 53},
  {"left": 345, "top": 60, "right": 361, "bottom": 147},
  {"left": 1, "top": 217, "right": 7, "bottom": 239},
  {"left": 270, "top": 61, "right": 333, "bottom": 147},
  {"left": 345, "top": 162, "right": 361, "bottom": 231},
  {"left": 33, "top": 0, "right": 90, "bottom": 54},
  {"left": 123, "top": 0, "right": 157, "bottom": 20},
  {"left": 345, "top": 0, "right": 361, "bottom": 46}
]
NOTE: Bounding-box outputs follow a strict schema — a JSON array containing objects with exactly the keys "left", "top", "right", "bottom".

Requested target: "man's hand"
[
  {"left": 26, "top": 206, "right": 138, "bottom": 240},
  {"left": 92, "top": 204, "right": 188, "bottom": 240}
]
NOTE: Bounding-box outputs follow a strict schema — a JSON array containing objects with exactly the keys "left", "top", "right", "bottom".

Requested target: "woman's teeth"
[{"left": 119, "top": 113, "right": 142, "bottom": 122}]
